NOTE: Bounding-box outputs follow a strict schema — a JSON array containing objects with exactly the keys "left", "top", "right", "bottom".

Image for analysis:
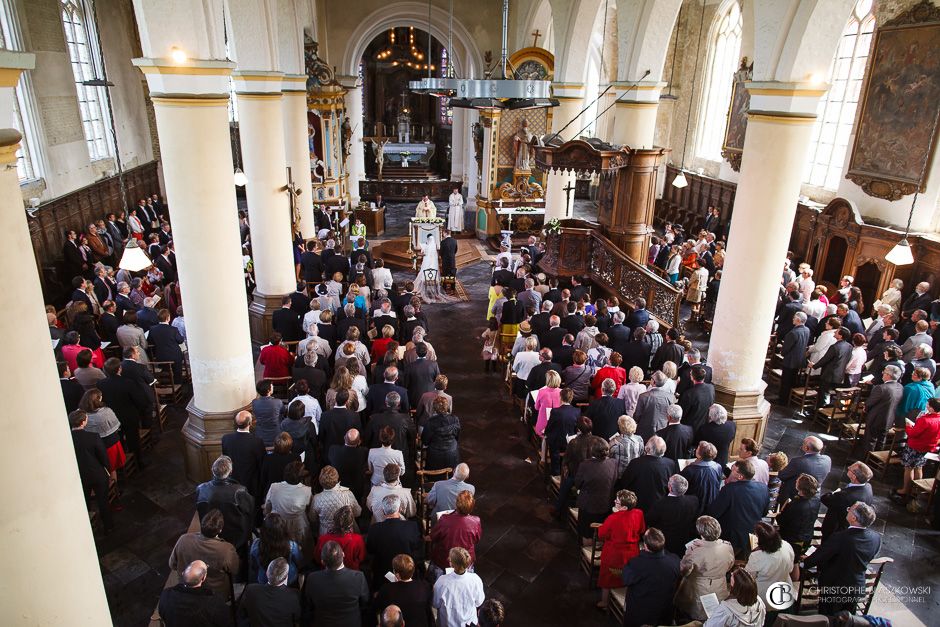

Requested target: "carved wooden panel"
[{"left": 656, "top": 165, "right": 736, "bottom": 238}]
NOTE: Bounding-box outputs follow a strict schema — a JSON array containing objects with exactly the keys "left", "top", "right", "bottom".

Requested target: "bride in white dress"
[{"left": 413, "top": 234, "right": 448, "bottom": 302}]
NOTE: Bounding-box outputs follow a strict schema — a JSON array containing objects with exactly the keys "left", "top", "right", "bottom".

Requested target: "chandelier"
[{"left": 375, "top": 27, "right": 436, "bottom": 72}]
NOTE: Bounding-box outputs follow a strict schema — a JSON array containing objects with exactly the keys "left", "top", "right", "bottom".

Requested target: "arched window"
[
  {"left": 439, "top": 48, "right": 452, "bottom": 126},
  {"left": 0, "top": 0, "right": 39, "bottom": 181},
  {"left": 803, "top": 0, "right": 875, "bottom": 190},
  {"left": 695, "top": 0, "right": 742, "bottom": 161},
  {"left": 61, "top": 0, "right": 113, "bottom": 161}
]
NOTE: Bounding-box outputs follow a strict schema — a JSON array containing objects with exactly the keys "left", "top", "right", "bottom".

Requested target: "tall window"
[
  {"left": 804, "top": 0, "right": 875, "bottom": 190},
  {"left": 0, "top": 0, "right": 39, "bottom": 180},
  {"left": 439, "top": 48, "right": 452, "bottom": 126},
  {"left": 695, "top": 0, "right": 742, "bottom": 161},
  {"left": 61, "top": 0, "right": 112, "bottom": 161}
]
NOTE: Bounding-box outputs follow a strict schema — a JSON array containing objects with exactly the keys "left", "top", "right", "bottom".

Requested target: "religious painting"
[
  {"left": 846, "top": 2, "right": 940, "bottom": 200},
  {"left": 515, "top": 60, "right": 549, "bottom": 81},
  {"left": 721, "top": 58, "right": 752, "bottom": 172}
]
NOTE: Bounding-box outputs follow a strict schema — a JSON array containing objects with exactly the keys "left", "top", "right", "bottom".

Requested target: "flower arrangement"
[
  {"left": 545, "top": 218, "right": 561, "bottom": 234},
  {"left": 515, "top": 206, "right": 539, "bottom": 213},
  {"left": 412, "top": 217, "right": 445, "bottom": 224}
]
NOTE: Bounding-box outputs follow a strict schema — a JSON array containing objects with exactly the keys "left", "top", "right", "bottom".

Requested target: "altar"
[
  {"left": 383, "top": 143, "right": 435, "bottom": 168},
  {"left": 410, "top": 217, "right": 444, "bottom": 249},
  {"left": 495, "top": 205, "right": 546, "bottom": 236}
]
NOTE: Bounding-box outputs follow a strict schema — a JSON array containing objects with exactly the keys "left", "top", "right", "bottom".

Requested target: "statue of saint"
[{"left": 513, "top": 119, "right": 535, "bottom": 171}]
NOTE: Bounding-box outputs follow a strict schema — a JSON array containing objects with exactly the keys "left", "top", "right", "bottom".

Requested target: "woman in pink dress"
[
  {"left": 596, "top": 489, "right": 646, "bottom": 609},
  {"left": 534, "top": 370, "right": 562, "bottom": 435}
]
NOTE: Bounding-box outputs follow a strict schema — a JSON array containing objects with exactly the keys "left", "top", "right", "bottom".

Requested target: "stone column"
[
  {"left": 233, "top": 72, "right": 296, "bottom": 345},
  {"left": 464, "top": 108, "right": 480, "bottom": 209},
  {"left": 545, "top": 84, "right": 585, "bottom": 220},
  {"left": 611, "top": 81, "right": 666, "bottom": 148},
  {"left": 135, "top": 59, "right": 257, "bottom": 481},
  {"left": 0, "top": 51, "right": 111, "bottom": 624},
  {"left": 450, "top": 106, "right": 465, "bottom": 185},
  {"left": 282, "top": 74, "right": 315, "bottom": 240},
  {"left": 709, "top": 83, "right": 825, "bottom": 444},
  {"left": 340, "top": 78, "right": 365, "bottom": 206}
]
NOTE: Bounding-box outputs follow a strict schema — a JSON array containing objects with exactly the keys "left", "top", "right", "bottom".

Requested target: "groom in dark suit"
[{"left": 440, "top": 230, "right": 458, "bottom": 278}]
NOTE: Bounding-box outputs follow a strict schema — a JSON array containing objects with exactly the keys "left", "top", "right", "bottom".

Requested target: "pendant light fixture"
[
  {"left": 885, "top": 110, "right": 938, "bottom": 266},
  {"left": 673, "top": 0, "right": 707, "bottom": 189},
  {"left": 221, "top": 3, "right": 247, "bottom": 187}
]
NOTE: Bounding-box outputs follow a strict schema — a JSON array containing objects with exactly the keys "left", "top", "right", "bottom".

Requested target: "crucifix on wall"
[
  {"left": 563, "top": 180, "right": 576, "bottom": 217},
  {"left": 531, "top": 29, "right": 542, "bottom": 47},
  {"left": 284, "top": 166, "right": 303, "bottom": 237}
]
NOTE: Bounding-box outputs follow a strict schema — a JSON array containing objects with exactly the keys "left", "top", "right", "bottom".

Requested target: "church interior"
[{"left": 4, "top": 0, "right": 940, "bottom": 625}]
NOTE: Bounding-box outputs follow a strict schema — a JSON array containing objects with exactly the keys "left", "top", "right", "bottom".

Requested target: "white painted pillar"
[
  {"left": 282, "top": 74, "right": 316, "bottom": 240},
  {"left": 611, "top": 81, "right": 666, "bottom": 148},
  {"left": 464, "top": 109, "right": 480, "bottom": 208},
  {"left": 342, "top": 81, "right": 365, "bottom": 206},
  {"left": 709, "top": 83, "right": 824, "bottom": 409},
  {"left": 450, "top": 107, "right": 465, "bottom": 184},
  {"left": 0, "top": 50, "right": 112, "bottom": 626},
  {"left": 545, "top": 85, "right": 585, "bottom": 220}
]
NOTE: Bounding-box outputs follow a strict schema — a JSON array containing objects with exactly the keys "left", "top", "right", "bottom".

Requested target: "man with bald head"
[
  {"left": 381, "top": 604, "right": 406, "bottom": 627},
  {"left": 328, "top": 427, "right": 370, "bottom": 502},
  {"left": 158, "top": 560, "right": 230, "bottom": 626},
  {"left": 239, "top": 558, "right": 302, "bottom": 626},
  {"left": 426, "top": 463, "right": 476, "bottom": 514},
  {"left": 778, "top": 435, "right": 833, "bottom": 502},
  {"left": 221, "top": 410, "right": 265, "bottom": 501}
]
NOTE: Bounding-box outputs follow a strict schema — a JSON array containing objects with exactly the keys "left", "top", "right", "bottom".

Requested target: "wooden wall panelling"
[{"left": 655, "top": 165, "right": 736, "bottom": 238}]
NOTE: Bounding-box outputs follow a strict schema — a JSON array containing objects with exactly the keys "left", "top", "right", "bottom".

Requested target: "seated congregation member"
[
  {"left": 633, "top": 371, "right": 675, "bottom": 440},
  {"left": 697, "top": 403, "right": 737, "bottom": 467},
  {"left": 259, "top": 433, "right": 300, "bottom": 505},
  {"left": 596, "top": 489, "right": 646, "bottom": 610},
  {"left": 369, "top": 425, "right": 406, "bottom": 486},
  {"left": 575, "top": 439, "right": 619, "bottom": 540},
  {"left": 704, "top": 566, "right": 766, "bottom": 627},
  {"left": 221, "top": 410, "right": 265, "bottom": 503},
  {"left": 430, "top": 490, "right": 483, "bottom": 577},
  {"left": 149, "top": 308, "right": 185, "bottom": 379},
  {"left": 821, "top": 461, "right": 874, "bottom": 540},
  {"left": 366, "top": 495, "right": 424, "bottom": 593},
  {"left": 776, "top": 473, "right": 821, "bottom": 556},
  {"left": 263, "top": 461, "right": 314, "bottom": 556},
  {"left": 315, "top": 506, "right": 365, "bottom": 571},
  {"left": 707, "top": 459, "right": 770, "bottom": 557},
  {"left": 618, "top": 436, "right": 677, "bottom": 511},
  {"left": 609, "top": 415, "right": 644, "bottom": 477},
  {"left": 168, "top": 509, "right": 239, "bottom": 598},
  {"left": 78, "top": 389, "right": 125, "bottom": 474},
  {"left": 777, "top": 436, "right": 832, "bottom": 502},
  {"left": 620, "top": 528, "right": 682, "bottom": 627},
  {"left": 426, "top": 463, "right": 475, "bottom": 515},
  {"left": 803, "top": 502, "right": 882, "bottom": 616},
  {"left": 238, "top": 558, "right": 302, "bottom": 627},
  {"left": 421, "top": 396, "right": 461, "bottom": 471},
  {"left": 745, "top": 522, "right": 795, "bottom": 604},
  {"left": 158, "top": 560, "right": 230, "bottom": 627},
  {"left": 646, "top": 474, "right": 699, "bottom": 557},
  {"left": 681, "top": 441, "right": 724, "bottom": 512},
  {"left": 374, "top": 555, "right": 434, "bottom": 627},
  {"left": 251, "top": 380, "right": 286, "bottom": 447},
  {"left": 366, "top": 464, "right": 417, "bottom": 523},
  {"left": 432, "top": 547, "right": 485, "bottom": 627},
  {"left": 545, "top": 388, "right": 580, "bottom": 475},
  {"left": 676, "top": 516, "right": 735, "bottom": 621},
  {"left": 69, "top": 409, "right": 114, "bottom": 533},
  {"left": 303, "top": 541, "right": 370, "bottom": 626},
  {"left": 310, "top": 465, "right": 361, "bottom": 537},
  {"left": 249, "top": 513, "right": 304, "bottom": 586},
  {"left": 328, "top": 429, "right": 369, "bottom": 503},
  {"left": 657, "top": 404, "right": 694, "bottom": 461},
  {"left": 585, "top": 378, "right": 627, "bottom": 440}
]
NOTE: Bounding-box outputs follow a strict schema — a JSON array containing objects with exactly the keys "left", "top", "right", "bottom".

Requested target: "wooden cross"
[
  {"left": 563, "top": 180, "right": 576, "bottom": 217},
  {"left": 284, "top": 166, "right": 302, "bottom": 236},
  {"left": 531, "top": 29, "right": 542, "bottom": 47}
]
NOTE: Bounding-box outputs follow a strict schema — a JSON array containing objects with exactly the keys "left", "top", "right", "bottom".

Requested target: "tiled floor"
[{"left": 99, "top": 201, "right": 938, "bottom": 625}]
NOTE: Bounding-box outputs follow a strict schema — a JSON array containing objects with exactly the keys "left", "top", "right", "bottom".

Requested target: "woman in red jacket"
[
  {"left": 596, "top": 489, "right": 646, "bottom": 610},
  {"left": 592, "top": 351, "right": 627, "bottom": 398},
  {"left": 895, "top": 397, "right": 940, "bottom": 501}
]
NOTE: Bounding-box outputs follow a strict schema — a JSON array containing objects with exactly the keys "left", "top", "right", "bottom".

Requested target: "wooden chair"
[
  {"left": 865, "top": 428, "right": 903, "bottom": 479},
  {"left": 608, "top": 587, "right": 626, "bottom": 624},
  {"left": 415, "top": 467, "right": 452, "bottom": 536},
  {"left": 911, "top": 453, "right": 940, "bottom": 510},
  {"left": 816, "top": 386, "right": 860, "bottom": 435},
  {"left": 267, "top": 377, "right": 293, "bottom": 401},
  {"left": 789, "top": 368, "right": 818, "bottom": 413},
  {"left": 579, "top": 522, "right": 603, "bottom": 588},
  {"left": 149, "top": 361, "right": 185, "bottom": 405}
]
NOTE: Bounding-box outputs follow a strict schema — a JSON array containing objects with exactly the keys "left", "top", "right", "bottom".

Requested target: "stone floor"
[{"left": 98, "top": 206, "right": 938, "bottom": 625}]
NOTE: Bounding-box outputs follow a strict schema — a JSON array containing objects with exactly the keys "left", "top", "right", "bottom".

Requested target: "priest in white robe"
[
  {"left": 447, "top": 187, "right": 464, "bottom": 231},
  {"left": 415, "top": 195, "right": 436, "bottom": 219}
]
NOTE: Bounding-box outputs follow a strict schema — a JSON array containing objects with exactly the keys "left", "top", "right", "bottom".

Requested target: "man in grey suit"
[
  {"left": 820, "top": 461, "right": 874, "bottom": 540},
  {"left": 861, "top": 364, "right": 904, "bottom": 452},
  {"left": 634, "top": 371, "right": 676, "bottom": 440},
  {"left": 516, "top": 278, "right": 542, "bottom": 312},
  {"left": 900, "top": 319, "right": 933, "bottom": 361},
  {"left": 778, "top": 436, "right": 832, "bottom": 502},
  {"left": 426, "top": 463, "right": 476, "bottom": 514},
  {"left": 808, "top": 327, "right": 853, "bottom": 408},
  {"left": 778, "top": 312, "right": 811, "bottom": 402}
]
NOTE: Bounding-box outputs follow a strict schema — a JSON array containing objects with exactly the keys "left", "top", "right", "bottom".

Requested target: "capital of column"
[
  {"left": 613, "top": 80, "right": 667, "bottom": 105},
  {"left": 746, "top": 81, "right": 827, "bottom": 121},
  {"left": 233, "top": 70, "right": 284, "bottom": 96},
  {"left": 133, "top": 58, "right": 233, "bottom": 98},
  {"left": 281, "top": 74, "right": 307, "bottom": 94},
  {"left": 552, "top": 82, "right": 585, "bottom": 100},
  {"left": 336, "top": 75, "right": 362, "bottom": 91}
]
